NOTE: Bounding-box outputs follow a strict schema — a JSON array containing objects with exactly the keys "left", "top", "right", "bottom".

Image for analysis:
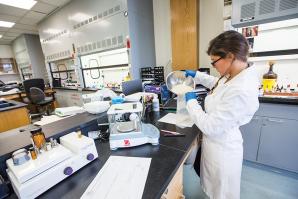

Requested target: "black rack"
[{"left": 140, "top": 66, "right": 164, "bottom": 84}]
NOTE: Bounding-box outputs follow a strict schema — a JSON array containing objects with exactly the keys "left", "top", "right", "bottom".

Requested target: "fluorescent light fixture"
[
  {"left": 0, "top": 20, "right": 15, "bottom": 28},
  {"left": 0, "top": 35, "right": 2, "bottom": 38},
  {"left": 0, "top": 0, "right": 37, "bottom": 10}
]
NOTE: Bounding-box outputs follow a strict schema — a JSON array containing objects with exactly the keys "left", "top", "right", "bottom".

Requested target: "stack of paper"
[
  {"left": 158, "top": 113, "right": 194, "bottom": 128},
  {"left": 81, "top": 156, "right": 151, "bottom": 199},
  {"left": 34, "top": 115, "right": 72, "bottom": 126}
]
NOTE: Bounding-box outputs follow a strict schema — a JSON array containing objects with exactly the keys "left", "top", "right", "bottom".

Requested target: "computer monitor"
[{"left": 122, "top": 79, "right": 143, "bottom": 95}]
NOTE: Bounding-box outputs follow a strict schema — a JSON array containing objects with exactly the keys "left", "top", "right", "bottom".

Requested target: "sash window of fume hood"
[
  {"left": 20, "top": 66, "right": 32, "bottom": 80},
  {"left": 80, "top": 48, "right": 130, "bottom": 89},
  {"left": 49, "top": 59, "right": 78, "bottom": 88}
]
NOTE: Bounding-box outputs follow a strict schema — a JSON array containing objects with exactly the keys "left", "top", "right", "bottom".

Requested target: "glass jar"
[{"left": 30, "top": 127, "right": 46, "bottom": 150}]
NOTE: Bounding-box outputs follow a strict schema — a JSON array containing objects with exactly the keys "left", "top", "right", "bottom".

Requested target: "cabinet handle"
[{"left": 266, "top": 118, "right": 284, "bottom": 123}]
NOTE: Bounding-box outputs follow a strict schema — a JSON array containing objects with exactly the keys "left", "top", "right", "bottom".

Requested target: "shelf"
[
  {"left": 0, "top": 73, "right": 19, "bottom": 76},
  {"left": 52, "top": 70, "right": 75, "bottom": 73}
]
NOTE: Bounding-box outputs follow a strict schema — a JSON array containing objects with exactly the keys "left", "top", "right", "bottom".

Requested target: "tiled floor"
[{"left": 183, "top": 161, "right": 298, "bottom": 199}]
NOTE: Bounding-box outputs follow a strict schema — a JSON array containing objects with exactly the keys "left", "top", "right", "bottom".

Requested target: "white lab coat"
[{"left": 186, "top": 66, "right": 259, "bottom": 199}]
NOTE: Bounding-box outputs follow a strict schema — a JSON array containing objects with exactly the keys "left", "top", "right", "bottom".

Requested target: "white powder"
[{"left": 171, "top": 84, "right": 193, "bottom": 95}]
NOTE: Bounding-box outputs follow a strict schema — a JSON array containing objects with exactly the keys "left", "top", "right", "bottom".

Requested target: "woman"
[{"left": 185, "top": 30, "right": 259, "bottom": 199}]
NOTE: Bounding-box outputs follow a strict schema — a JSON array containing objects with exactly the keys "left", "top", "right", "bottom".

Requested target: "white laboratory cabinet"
[{"left": 240, "top": 102, "right": 298, "bottom": 173}]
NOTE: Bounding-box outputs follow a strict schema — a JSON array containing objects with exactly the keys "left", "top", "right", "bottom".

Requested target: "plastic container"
[{"left": 153, "top": 96, "right": 160, "bottom": 112}]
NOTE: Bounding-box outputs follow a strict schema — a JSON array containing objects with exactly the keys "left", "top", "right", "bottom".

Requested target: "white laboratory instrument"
[
  {"left": 6, "top": 132, "right": 98, "bottom": 199},
  {"left": 107, "top": 102, "right": 159, "bottom": 150}
]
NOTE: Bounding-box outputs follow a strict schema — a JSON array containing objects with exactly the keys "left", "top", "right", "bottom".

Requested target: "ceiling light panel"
[
  {"left": 0, "top": 20, "right": 15, "bottom": 28},
  {"left": 0, "top": 0, "right": 37, "bottom": 10}
]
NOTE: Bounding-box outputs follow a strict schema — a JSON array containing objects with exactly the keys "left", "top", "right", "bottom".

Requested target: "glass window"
[{"left": 80, "top": 48, "right": 130, "bottom": 89}]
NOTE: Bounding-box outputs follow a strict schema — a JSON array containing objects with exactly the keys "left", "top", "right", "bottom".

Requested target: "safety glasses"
[{"left": 211, "top": 57, "right": 223, "bottom": 67}]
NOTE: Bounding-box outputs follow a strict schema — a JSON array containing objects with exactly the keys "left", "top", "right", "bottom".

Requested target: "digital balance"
[{"left": 107, "top": 102, "right": 160, "bottom": 150}]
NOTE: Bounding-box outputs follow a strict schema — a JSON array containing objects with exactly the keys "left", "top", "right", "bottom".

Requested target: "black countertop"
[
  {"left": 53, "top": 87, "right": 123, "bottom": 93},
  {"left": 0, "top": 99, "right": 27, "bottom": 112},
  {"left": 258, "top": 96, "right": 298, "bottom": 105},
  {"left": 1, "top": 111, "right": 200, "bottom": 199}
]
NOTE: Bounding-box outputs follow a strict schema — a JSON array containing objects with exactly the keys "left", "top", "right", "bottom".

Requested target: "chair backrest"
[
  {"left": 29, "top": 87, "right": 45, "bottom": 104},
  {"left": 122, "top": 79, "right": 143, "bottom": 96},
  {"left": 23, "top": 79, "right": 45, "bottom": 94}
]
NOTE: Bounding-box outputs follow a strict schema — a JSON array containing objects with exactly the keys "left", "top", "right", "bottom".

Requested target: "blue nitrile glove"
[
  {"left": 185, "top": 92, "right": 197, "bottom": 102},
  {"left": 111, "top": 96, "right": 125, "bottom": 104},
  {"left": 185, "top": 70, "right": 196, "bottom": 78}
]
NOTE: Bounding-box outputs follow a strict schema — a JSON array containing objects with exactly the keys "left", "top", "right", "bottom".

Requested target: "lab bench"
[
  {"left": 0, "top": 100, "right": 30, "bottom": 133},
  {"left": 258, "top": 96, "right": 298, "bottom": 105},
  {"left": 0, "top": 111, "right": 200, "bottom": 199}
]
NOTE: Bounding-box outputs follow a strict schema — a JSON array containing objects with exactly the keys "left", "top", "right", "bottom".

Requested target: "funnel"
[{"left": 166, "top": 71, "right": 195, "bottom": 114}]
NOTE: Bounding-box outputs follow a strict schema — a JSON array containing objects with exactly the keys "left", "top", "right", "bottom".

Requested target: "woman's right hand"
[{"left": 185, "top": 70, "right": 196, "bottom": 78}]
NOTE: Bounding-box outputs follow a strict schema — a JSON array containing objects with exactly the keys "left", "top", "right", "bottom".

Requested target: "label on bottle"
[{"left": 262, "top": 79, "right": 276, "bottom": 92}]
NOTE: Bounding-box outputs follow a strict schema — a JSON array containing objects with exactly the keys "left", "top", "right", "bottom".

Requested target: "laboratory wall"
[
  {"left": 243, "top": 19, "right": 298, "bottom": 87},
  {"left": 0, "top": 45, "right": 14, "bottom": 58},
  {"left": 24, "top": 34, "right": 48, "bottom": 82},
  {"left": 12, "top": 34, "right": 47, "bottom": 81},
  {"left": 199, "top": 0, "right": 224, "bottom": 77},
  {"left": 153, "top": 0, "right": 172, "bottom": 77},
  {"left": 127, "top": 0, "right": 156, "bottom": 79},
  {"left": 0, "top": 45, "right": 21, "bottom": 83}
]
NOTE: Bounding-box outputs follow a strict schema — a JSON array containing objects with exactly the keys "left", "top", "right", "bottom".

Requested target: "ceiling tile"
[
  {"left": 7, "top": 28, "right": 24, "bottom": 34},
  {"left": 2, "top": 36, "right": 16, "bottom": 40},
  {"left": 0, "top": 5, "right": 27, "bottom": 17},
  {"left": 18, "top": 17, "right": 40, "bottom": 25},
  {"left": 5, "top": 32, "right": 20, "bottom": 37},
  {"left": 22, "top": 30, "right": 39, "bottom": 35},
  {"left": 39, "top": 0, "right": 71, "bottom": 7},
  {"left": 24, "top": 11, "right": 47, "bottom": 20},
  {"left": 32, "top": 2, "right": 57, "bottom": 14},
  {"left": 0, "top": 27, "right": 9, "bottom": 32},
  {"left": 0, "top": 14, "right": 19, "bottom": 22},
  {"left": 8, "top": 28, "right": 38, "bottom": 35},
  {"left": 14, "top": 24, "right": 38, "bottom": 31},
  {"left": 0, "top": 40, "right": 11, "bottom": 45}
]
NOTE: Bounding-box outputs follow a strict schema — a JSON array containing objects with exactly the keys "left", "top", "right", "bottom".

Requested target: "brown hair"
[{"left": 207, "top": 30, "right": 249, "bottom": 62}]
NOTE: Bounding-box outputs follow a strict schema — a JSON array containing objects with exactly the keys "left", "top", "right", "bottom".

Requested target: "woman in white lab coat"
[{"left": 185, "top": 30, "right": 259, "bottom": 199}]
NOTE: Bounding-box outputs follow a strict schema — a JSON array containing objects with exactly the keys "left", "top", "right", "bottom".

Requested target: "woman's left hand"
[{"left": 185, "top": 92, "right": 197, "bottom": 102}]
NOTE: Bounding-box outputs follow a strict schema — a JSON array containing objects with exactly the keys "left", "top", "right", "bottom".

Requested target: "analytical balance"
[
  {"left": 6, "top": 132, "right": 98, "bottom": 199},
  {"left": 107, "top": 102, "right": 160, "bottom": 150}
]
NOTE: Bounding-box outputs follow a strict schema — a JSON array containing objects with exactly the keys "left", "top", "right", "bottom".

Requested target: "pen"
[{"left": 161, "top": 129, "right": 186, "bottom": 137}]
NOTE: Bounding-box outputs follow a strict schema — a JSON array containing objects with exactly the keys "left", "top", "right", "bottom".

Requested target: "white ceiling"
[{"left": 0, "top": 0, "right": 71, "bottom": 45}]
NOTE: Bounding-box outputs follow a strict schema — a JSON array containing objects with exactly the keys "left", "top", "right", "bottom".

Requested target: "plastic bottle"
[{"left": 153, "top": 96, "right": 160, "bottom": 112}]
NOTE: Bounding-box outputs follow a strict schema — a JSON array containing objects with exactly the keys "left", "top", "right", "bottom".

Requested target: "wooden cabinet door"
[{"left": 171, "top": 0, "right": 199, "bottom": 71}]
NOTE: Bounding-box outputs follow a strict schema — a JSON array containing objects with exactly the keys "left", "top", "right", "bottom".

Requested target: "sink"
[{"left": 0, "top": 100, "right": 16, "bottom": 109}]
